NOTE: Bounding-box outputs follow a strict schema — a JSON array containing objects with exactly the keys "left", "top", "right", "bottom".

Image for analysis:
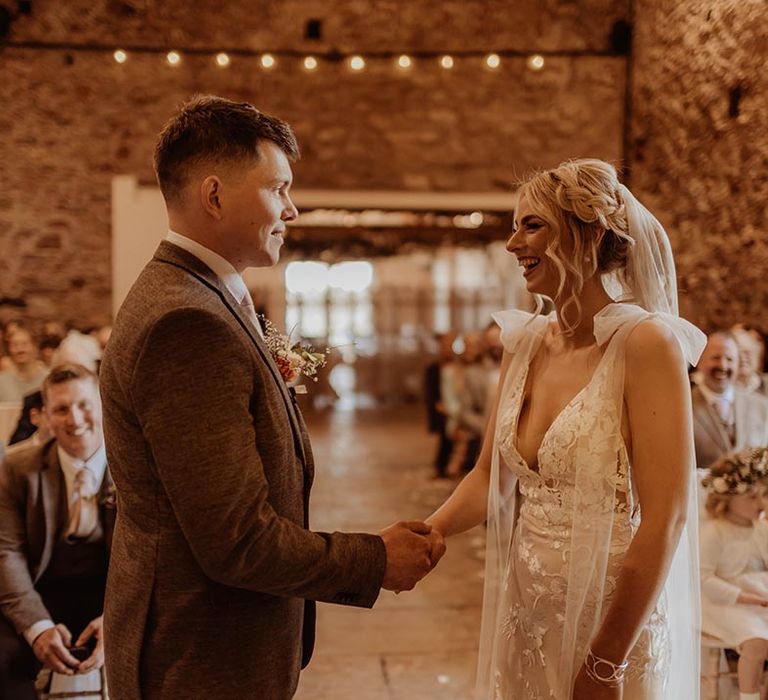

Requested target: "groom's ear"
[{"left": 200, "top": 176, "right": 224, "bottom": 221}]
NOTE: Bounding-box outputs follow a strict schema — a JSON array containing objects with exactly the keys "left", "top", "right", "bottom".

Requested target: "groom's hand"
[{"left": 379, "top": 520, "right": 433, "bottom": 592}]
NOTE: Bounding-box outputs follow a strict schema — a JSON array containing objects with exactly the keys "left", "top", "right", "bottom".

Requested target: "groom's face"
[{"left": 224, "top": 140, "right": 298, "bottom": 267}]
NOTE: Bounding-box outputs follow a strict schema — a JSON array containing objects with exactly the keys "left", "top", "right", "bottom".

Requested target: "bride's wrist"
[
  {"left": 588, "top": 635, "right": 628, "bottom": 666},
  {"left": 583, "top": 647, "right": 628, "bottom": 688}
]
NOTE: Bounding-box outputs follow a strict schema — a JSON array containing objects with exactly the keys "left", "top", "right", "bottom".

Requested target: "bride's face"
[{"left": 506, "top": 194, "right": 560, "bottom": 298}]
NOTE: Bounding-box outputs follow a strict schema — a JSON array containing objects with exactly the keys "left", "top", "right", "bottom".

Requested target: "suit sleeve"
[
  {"left": 0, "top": 459, "right": 52, "bottom": 633},
  {"left": 129, "top": 308, "right": 386, "bottom": 607}
]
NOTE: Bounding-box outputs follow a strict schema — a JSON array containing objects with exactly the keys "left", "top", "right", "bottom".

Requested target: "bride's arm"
[
  {"left": 586, "top": 319, "right": 693, "bottom": 664},
  {"left": 426, "top": 351, "right": 513, "bottom": 537}
]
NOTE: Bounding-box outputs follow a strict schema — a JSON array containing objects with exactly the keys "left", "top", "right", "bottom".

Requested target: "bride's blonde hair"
[{"left": 519, "top": 159, "right": 633, "bottom": 334}]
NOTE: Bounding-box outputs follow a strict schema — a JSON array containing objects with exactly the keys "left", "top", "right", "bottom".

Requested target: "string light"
[
  {"left": 90, "top": 46, "right": 557, "bottom": 74},
  {"left": 527, "top": 54, "right": 545, "bottom": 71}
]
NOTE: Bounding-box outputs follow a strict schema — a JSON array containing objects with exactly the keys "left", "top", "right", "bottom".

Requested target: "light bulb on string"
[
  {"left": 397, "top": 54, "right": 412, "bottom": 70},
  {"left": 440, "top": 55, "right": 454, "bottom": 70},
  {"left": 303, "top": 56, "right": 318, "bottom": 71},
  {"left": 260, "top": 53, "right": 276, "bottom": 69},
  {"left": 166, "top": 51, "right": 181, "bottom": 66},
  {"left": 485, "top": 53, "right": 501, "bottom": 69},
  {"left": 527, "top": 54, "right": 545, "bottom": 71},
  {"left": 349, "top": 55, "right": 366, "bottom": 71},
  {"left": 216, "top": 52, "right": 231, "bottom": 67},
  {"left": 113, "top": 49, "right": 128, "bottom": 64}
]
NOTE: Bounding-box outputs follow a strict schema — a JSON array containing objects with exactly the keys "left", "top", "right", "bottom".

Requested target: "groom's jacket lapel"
[{"left": 152, "top": 241, "right": 309, "bottom": 470}]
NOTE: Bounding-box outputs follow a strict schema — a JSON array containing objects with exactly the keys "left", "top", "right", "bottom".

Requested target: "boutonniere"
[
  {"left": 99, "top": 482, "right": 117, "bottom": 509},
  {"left": 260, "top": 315, "right": 329, "bottom": 393}
]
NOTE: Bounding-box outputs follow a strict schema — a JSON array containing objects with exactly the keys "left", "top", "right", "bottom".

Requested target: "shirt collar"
[
  {"left": 166, "top": 230, "right": 251, "bottom": 305},
  {"left": 57, "top": 443, "right": 108, "bottom": 490}
]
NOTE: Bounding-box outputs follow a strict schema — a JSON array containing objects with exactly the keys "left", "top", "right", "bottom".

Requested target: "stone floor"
[{"left": 293, "top": 403, "right": 486, "bottom": 700}]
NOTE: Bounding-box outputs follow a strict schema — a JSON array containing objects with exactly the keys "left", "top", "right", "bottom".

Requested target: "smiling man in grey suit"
[
  {"left": 692, "top": 330, "right": 768, "bottom": 469},
  {"left": 99, "top": 96, "right": 443, "bottom": 700}
]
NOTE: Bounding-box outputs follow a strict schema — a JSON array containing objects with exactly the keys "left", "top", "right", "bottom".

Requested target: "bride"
[{"left": 427, "top": 160, "right": 705, "bottom": 699}]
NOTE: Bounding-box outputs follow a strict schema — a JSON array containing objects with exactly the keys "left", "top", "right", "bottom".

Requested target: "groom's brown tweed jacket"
[{"left": 100, "top": 241, "right": 386, "bottom": 700}]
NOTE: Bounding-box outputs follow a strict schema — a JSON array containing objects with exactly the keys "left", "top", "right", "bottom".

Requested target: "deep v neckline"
[{"left": 509, "top": 338, "right": 609, "bottom": 476}]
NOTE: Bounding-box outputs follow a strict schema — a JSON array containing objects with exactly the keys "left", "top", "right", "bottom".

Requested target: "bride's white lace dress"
[{"left": 476, "top": 303, "right": 704, "bottom": 700}]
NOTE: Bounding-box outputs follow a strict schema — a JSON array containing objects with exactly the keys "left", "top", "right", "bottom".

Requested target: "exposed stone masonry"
[
  {"left": 631, "top": 0, "right": 768, "bottom": 329},
  {"left": 4, "top": 0, "right": 765, "bottom": 332}
]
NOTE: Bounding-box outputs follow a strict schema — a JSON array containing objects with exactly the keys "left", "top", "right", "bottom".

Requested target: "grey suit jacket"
[
  {"left": 100, "top": 242, "right": 386, "bottom": 700},
  {"left": 0, "top": 439, "right": 115, "bottom": 634},
  {"left": 692, "top": 384, "right": 768, "bottom": 469}
]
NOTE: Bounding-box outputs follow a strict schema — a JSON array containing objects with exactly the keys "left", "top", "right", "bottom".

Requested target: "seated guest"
[
  {"left": 7, "top": 391, "right": 50, "bottom": 447},
  {"left": 39, "top": 335, "right": 63, "bottom": 368},
  {"left": 0, "top": 364, "right": 113, "bottom": 699},
  {"left": 692, "top": 330, "right": 768, "bottom": 470},
  {"left": 732, "top": 325, "right": 768, "bottom": 397},
  {"left": 0, "top": 321, "right": 21, "bottom": 373},
  {"left": 700, "top": 448, "right": 768, "bottom": 700},
  {"left": 0, "top": 329, "right": 48, "bottom": 403},
  {"left": 53, "top": 332, "right": 101, "bottom": 374}
]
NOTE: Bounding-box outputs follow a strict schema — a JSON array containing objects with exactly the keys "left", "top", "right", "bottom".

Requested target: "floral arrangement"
[
  {"left": 260, "top": 315, "right": 329, "bottom": 388},
  {"left": 702, "top": 447, "right": 768, "bottom": 495}
]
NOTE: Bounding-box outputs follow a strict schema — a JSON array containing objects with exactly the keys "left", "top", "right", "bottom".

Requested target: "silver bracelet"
[{"left": 584, "top": 649, "right": 628, "bottom": 687}]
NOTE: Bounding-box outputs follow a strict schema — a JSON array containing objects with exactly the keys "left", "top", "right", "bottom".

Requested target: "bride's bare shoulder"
[{"left": 624, "top": 317, "right": 685, "bottom": 373}]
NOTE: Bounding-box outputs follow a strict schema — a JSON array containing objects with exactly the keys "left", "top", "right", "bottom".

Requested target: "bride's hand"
[
  {"left": 572, "top": 666, "right": 622, "bottom": 700},
  {"left": 426, "top": 529, "right": 446, "bottom": 569}
]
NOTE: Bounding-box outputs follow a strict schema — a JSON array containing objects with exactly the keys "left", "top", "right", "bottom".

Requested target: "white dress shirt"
[
  {"left": 165, "top": 231, "right": 263, "bottom": 337},
  {"left": 24, "top": 445, "right": 108, "bottom": 646},
  {"left": 694, "top": 375, "right": 735, "bottom": 425}
]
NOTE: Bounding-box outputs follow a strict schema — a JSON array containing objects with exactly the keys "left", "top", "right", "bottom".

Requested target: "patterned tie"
[
  {"left": 713, "top": 396, "right": 736, "bottom": 445},
  {"left": 66, "top": 466, "right": 99, "bottom": 541},
  {"left": 240, "top": 296, "right": 264, "bottom": 338}
]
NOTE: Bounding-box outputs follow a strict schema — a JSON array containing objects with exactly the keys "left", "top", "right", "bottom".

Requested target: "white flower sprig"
[
  {"left": 702, "top": 447, "right": 768, "bottom": 495},
  {"left": 259, "top": 315, "right": 329, "bottom": 387}
]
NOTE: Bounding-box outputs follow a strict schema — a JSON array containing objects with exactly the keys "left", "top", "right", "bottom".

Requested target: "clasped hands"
[
  {"left": 32, "top": 615, "right": 104, "bottom": 676},
  {"left": 379, "top": 520, "right": 446, "bottom": 593}
]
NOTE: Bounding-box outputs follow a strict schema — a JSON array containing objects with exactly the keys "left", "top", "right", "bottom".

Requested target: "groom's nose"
[{"left": 282, "top": 195, "right": 298, "bottom": 222}]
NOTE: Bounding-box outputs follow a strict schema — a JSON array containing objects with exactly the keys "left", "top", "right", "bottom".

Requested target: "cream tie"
[
  {"left": 66, "top": 466, "right": 99, "bottom": 541},
  {"left": 239, "top": 296, "right": 264, "bottom": 338},
  {"left": 714, "top": 395, "right": 732, "bottom": 424}
]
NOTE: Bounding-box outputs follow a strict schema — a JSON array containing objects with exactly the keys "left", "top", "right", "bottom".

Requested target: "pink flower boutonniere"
[{"left": 260, "top": 316, "right": 329, "bottom": 393}]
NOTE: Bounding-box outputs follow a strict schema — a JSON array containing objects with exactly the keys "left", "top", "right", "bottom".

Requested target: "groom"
[{"left": 99, "top": 96, "right": 443, "bottom": 699}]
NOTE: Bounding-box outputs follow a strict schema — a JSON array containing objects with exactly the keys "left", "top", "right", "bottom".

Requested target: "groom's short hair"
[{"left": 154, "top": 95, "right": 300, "bottom": 204}]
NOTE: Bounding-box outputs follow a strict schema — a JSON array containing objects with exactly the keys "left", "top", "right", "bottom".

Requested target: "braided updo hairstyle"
[{"left": 519, "top": 159, "right": 633, "bottom": 334}]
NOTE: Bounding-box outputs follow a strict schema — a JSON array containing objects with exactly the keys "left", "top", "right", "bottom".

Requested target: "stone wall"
[
  {"left": 631, "top": 0, "right": 768, "bottom": 331},
  {"left": 0, "top": 0, "right": 627, "bottom": 328}
]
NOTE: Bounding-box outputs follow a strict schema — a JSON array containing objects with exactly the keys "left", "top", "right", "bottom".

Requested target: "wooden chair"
[
  {"left": 701, "top": 633, "right": 756, "bottom": 700},
  {"left": 36, "top": 667, "right": 108, "bottom": 700}
]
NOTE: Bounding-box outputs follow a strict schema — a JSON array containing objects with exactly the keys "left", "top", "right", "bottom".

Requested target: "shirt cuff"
[{"left": 24, "top": 619, "right": 55, "bottom": 647}]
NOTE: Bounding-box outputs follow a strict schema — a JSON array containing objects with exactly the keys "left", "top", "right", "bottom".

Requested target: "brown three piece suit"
[{"left": 100, "top": 242, "right": 387, "bottom": 699}]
